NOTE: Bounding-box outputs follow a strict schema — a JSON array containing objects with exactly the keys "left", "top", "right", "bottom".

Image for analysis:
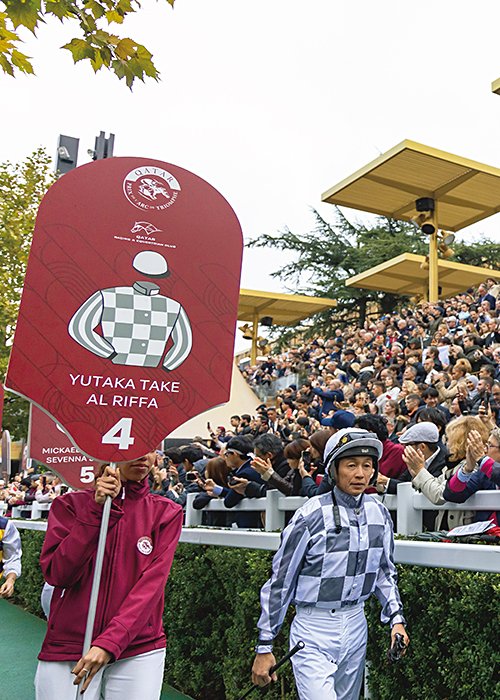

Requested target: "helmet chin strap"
[
  {"left": 331, "top": 489, "right": 342, "bottom": 535},
  {"left": 331, "top": 485, "right": 366, "bottom": 534}
]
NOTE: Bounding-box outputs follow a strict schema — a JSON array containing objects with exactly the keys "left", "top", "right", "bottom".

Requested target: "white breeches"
[
  {"left": 290, "top": 603, "right": 367, "bottom": 700},
  {"left": 35, "top": 648, "right": 166, "bottom": 700}
]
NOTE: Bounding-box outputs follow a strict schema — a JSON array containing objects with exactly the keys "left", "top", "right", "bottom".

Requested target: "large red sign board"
[
  {"left": 30, "top": 405, "right": 100, "bottom": 489},
  {"left": 6, "top": 158, "right": 243, "bottom": 461}
]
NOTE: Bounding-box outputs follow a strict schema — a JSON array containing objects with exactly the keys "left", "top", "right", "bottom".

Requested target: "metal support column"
[
  {"left": 251, "top": 311, "right": 259, "bottom": 365},
  {"left": 428, "top": 231, "right": 439, "bottom": 302}
]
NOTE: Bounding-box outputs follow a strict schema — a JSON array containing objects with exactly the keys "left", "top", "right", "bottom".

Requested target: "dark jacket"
[
  {"left": 272, "top": 451, "right": 291, "bottom": 478},
  {"left": 245, "top": 468, "right": 303, "bottom": 498},
  {"left": 223, "top": 459, "right": 264, "bottom": 527},
  {"left": 300, "top": 471, "right": 332, "bottom": 498},
  {"left": 462, "top": 345, "right": 494, "bottom": 373},
  {"left": 312, "top": 387, "right": 345, "bottom": 417}
]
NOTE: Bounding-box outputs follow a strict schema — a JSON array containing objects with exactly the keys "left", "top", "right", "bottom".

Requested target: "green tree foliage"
[
  {"left": 453, "top": 238, "right": 500, "bottom": 271},
  {"left": 249, "top": 208, "right": 500, "bottom": 332},
  {"left": 249, "top": 207, "right": 427, "bottom": 330},
  {"left": 0, "top": 0, "right": 175, "bottom": 88},
  {"left": 0, "top": 148, "right": 56, "bottom": 438}
]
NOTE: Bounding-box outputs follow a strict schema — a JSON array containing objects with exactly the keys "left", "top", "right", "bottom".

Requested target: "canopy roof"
[
  {"left": 238, "top": 289, "right": 337, "bottom": 326},
  {"left": 321, "top": 140, "right": 500, "bottom": 232},
  {"left": 345, "top": 253, "right": 496, "bottom": 298}
]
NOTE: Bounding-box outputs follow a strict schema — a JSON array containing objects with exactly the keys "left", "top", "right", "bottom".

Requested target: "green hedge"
[{"left": 13, "top": 530, "right": 499, "bottom": 700}]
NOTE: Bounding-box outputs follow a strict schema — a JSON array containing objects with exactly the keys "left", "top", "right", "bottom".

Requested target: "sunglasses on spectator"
[
  {"left": 486, "top": 442, "right": 500, "bottom": 450},
  {"left": 225, "top": 449, "right": 247, "bottom": 457}
]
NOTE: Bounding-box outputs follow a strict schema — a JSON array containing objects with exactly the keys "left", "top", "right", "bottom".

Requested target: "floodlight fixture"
[
  {"left": 441, "top": 231, "right": 456, "bottom": 246},
  {"left": 238, "top": 323, "right": 254, "bottom": 340}
]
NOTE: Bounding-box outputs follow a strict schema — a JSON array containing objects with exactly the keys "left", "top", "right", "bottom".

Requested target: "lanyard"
[{"left": 331, "top": 489, "right": 364, "bottom": 534}]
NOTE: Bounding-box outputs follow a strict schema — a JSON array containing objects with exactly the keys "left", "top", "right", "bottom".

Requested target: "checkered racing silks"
[
  {"left": 68, "top": 281, "right": 192, "bottom": 370},
  {"left": 257, "top": 487, "right": 405, "bottom": 647}
]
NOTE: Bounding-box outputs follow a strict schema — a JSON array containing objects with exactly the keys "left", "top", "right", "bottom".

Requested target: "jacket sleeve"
[
  {"left": 223, "top": 487, "right": 245, "bottom": 508},
  {"left": 267, "top": 471, "right": 294, "bottom": 496},
  {"left": 68, "top": 291, "right": 116, "bottom": 358},
  {"left": 92, "top": 505, "right": 183, "bottom": 659},
  {"left": 2, "top": 521, "right": 22, "bottom": 578},
  {"left": 373, "top": 508, "right": 405, "bottom": 626},
  {"left": 443, "top": 469, "right": 489, "bottom": 503},
  {"left": 40, "top": 494, "right": 123, "bottom": 588},
  {"left": 35, "top": 490, "right": 52, "bottom": 504},
  {"left": 312, "top": 388, "right": 343, "bottom": 401},
  {"left": 438, "top": 381, "right": 455, "bottom": 402},
  {"left": 257, "top": 513, "right": 309, "bottom": 643},
  {"left": 477, "top": 457, "right": 500, "bottom": 486},
  {"left": 163, "top": 306, "right": 192, "bottom": 371},
  {"left": 299, "top": 475, "right": 319, "bottom": 498},
  {"left": 192, "top": 492, "right": 214, "bottom": 509},
  {"left": 387, "top": 469, "right": 412, "bottom": 495},
  {"left": 411, "top": 469, "right": 446, "bottom": 505}
]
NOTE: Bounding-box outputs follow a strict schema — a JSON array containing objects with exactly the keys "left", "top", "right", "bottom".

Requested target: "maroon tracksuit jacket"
[{"left": 38, "top": 478, "right": 183, "bottom": 662}]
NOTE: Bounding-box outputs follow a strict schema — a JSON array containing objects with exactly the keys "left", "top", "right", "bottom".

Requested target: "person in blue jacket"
[{"left": 312, "top": 380, "right": 345, "bottom": 418}]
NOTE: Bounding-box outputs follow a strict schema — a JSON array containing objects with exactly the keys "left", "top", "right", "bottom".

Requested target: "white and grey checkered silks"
[
  {"left": 257, "top": 489, "right": 405, "bottom": 646},
  {"left": 68, "top": 282, "right": 192, "bottom": 369}
]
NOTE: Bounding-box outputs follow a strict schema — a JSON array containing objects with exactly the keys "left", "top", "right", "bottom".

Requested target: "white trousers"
[
  {"left": 290, "top": 604, "right": 367, "bottom": 700},
  {"left": 34, "top": 648, "right": 166, "bottom": 700}
]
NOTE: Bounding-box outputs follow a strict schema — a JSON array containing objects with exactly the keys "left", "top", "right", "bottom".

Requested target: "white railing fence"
[
  {"left": 11, "top": 518, "right": 500, "bottom": 573},
  {"left": 186, "top": 482, "right": 498, "bottom": 535},
  {"left": 5, "top": 483, "right": 498, "bottom": 536},
  {"left": 10, "top": 502, "right": 51, "bottom": 519},
  {"left": 5, "top": 483, "right": 498, "bottom": 537},
  {"left": 6, "top": 482, "right": 499, "bottom": 573}
]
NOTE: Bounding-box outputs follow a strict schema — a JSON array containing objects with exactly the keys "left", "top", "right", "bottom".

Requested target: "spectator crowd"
[{"left": 1, "top": 278, "right": 499, "bottom": 534}]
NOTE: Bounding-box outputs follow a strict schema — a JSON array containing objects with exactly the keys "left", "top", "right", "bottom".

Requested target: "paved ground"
[{"left": 0, "top": 599, "right": 191, "bottom": 700}]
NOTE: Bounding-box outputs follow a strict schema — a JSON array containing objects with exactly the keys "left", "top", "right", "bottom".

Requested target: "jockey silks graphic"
[
  {"left": 6, "top": 157, "right": 243, "bottom": 462},
  {"left": 68, "top": 252, "right": 192, "bottom": 370}
]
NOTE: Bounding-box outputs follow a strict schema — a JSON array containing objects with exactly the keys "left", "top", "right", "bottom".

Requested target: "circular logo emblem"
[
  {"left": 137, "top": 536, "right": 153, "bottom": 555},
  {"left": 124, "top": 166, "right": 181, "bottom": 211}
]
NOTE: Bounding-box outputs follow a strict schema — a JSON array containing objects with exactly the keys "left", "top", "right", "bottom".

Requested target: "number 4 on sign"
[{"left": 102, "top": 418, "right": 135, "bottom": 450}]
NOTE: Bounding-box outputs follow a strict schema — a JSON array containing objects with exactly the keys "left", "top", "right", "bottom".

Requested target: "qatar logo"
[
  {"left": 131, "top": 221, "right": 162, "bottom": 236},
  {"left": 137, "top": 536, "right": 153, "bottom": 555},
  {"left": 124, "top": 166, "right": 181, "bottom": 211}
]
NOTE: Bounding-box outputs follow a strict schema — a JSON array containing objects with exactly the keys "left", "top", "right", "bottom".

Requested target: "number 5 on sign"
[
  {"left": 80, "top": 466, "right": 95, "bottom": 484},
  {"left": 102, "top": 418, "right": 135, "bottom": 450}
]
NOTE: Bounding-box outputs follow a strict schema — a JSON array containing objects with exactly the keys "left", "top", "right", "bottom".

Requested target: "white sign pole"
[
  {"left": 26, "top": 402, "right": 33, "bottom": 475},
  {"left": 78, "top": 469, "right": 114, "bottom": 698}
]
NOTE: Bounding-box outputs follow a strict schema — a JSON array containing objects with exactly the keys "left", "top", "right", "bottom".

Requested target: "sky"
[{"left": 3, "top": 0, "right": 500, "bottom": 353}]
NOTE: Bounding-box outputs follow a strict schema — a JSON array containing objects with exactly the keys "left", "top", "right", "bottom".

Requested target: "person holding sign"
[{"left": 35, "top": 450, "right": 183, "bottom": 700}]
